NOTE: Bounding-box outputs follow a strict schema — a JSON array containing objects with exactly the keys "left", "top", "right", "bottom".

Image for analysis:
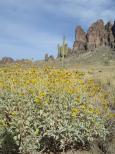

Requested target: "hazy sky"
[{"left": 0, "top": 0, "right": 115, "bottom": 60}]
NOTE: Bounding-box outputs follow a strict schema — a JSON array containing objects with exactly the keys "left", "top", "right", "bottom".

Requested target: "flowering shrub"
[{"left": 0, "top": 64, "right": 112, "bottom": 153}]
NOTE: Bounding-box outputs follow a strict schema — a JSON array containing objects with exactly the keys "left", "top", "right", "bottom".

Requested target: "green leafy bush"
[
  {"left": 0, "top": 66, "right": 112, "bottom": 154},
  {"left": 0, "top": 90, "right": 109, "bottom": 154}
]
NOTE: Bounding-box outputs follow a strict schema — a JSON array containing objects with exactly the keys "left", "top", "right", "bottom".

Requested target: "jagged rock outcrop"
[
  {"left": 0, "top": 57, "right": 14, "bottom": 64},
  {"left": 105, "top": 21, "right": 115, "bottom": 48},
  {"left": 44, "top": 53, "right": 54, "bottom": 61},
  {"left": 73, "top": 26, "right": 87, "bottom": 54},
  {"left": 112, "top": 21, "right": 115, "bottom": 37},
  {"left": 87, "top": 19, "right": 105, "bottom": 50},
  {"left": 73, "top": 19, "right": 115, "bottom": 54}
]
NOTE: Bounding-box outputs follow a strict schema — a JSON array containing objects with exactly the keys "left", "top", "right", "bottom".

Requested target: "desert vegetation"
[
  {"left": 0, "top": 63, "right": 115, "bottom": 154},
  {"left": 0, "top": 19, "right": 115, "bottom": 154}
]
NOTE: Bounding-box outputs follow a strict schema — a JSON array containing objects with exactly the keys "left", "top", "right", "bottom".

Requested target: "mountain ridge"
[{"left": 72, "top": 19, "right": 115, "bottom": 55}]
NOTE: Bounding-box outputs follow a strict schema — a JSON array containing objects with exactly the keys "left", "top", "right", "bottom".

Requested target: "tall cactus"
[{"left": 57, "top": 36, "right": 68, "bottom": 67}]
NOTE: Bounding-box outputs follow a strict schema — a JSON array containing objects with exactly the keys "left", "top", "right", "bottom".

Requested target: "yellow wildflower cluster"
[
  {"left": 0, "top": 64, "right": 114, "bottom": 153},
  {"left": 0, "top": 64, "right": 112, "bottom": 119}
]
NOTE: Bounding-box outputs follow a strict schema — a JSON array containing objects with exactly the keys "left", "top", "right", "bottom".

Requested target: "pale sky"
[{"left": 0, "top": 0, "right": 115, "bottom": 60}]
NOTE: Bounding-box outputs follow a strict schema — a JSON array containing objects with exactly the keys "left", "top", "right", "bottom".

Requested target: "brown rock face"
[
  {"left": 87, "top": 19, "right": 105, "bottom": 50},
  {"left": 73, "top": 19, "right": 115, "bottom": 54},
  {"left": 112, "top": 21, "right": 115, "bottom": 37},
  {"left": 75, "top": 26, "right": 87, "bottom": 42},
  {"left": 73, "top": 26, "right": 87, "bottom": 53},
  {"left": 0, "top": 57, "right": 14, "bottom": 64},
  {"left": 105, "top": 21, "right": 115, "bottom": 48}
]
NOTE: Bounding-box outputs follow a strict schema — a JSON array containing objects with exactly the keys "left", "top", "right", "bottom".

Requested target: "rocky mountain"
[
  {"left": 73, "top": 19, "right": 115, "bottom": 55},
  {"left": 0, "top": 57, "right": 14, "bottom": 64}
]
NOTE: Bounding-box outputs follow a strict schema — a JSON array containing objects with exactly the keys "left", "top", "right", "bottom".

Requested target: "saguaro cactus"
[{"left": 57, "top": 37, "right": 68, "bottom": 67}]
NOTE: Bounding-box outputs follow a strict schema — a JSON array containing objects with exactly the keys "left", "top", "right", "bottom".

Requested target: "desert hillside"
[{"left": 0, "top": 19, "right": 115, "bottom": 154}]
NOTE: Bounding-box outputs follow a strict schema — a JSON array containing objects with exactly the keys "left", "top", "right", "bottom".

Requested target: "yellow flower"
[
  {"left": 34, "top": 97, "right": 41, "bottom": 104},
  {"left": 108, "top": 113, "right": 115, "bottom": 119},
  {"left": 71, "top": 108, "right": 80, "bottom": 117},
  {"left": 88, "top": 107, "right": 95, "bottom": 114},
  {"left": 11, "top": 111, "right": 17, "bottom": 116}
]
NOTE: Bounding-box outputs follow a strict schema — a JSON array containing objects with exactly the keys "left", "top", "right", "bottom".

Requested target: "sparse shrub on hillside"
[
  {"left": 105, "top": 85, "right": 115, "bottom": 110},
  {"left": 103, "top": 54, "right": 112, "bottom": 66},
  {"left": 49, "top": 55, "right": 54, "bottom": 61},
  {"left": 0, "top": 65, "right": 113, "bottom": 153},
  {"left": 104, "top": 59, "right": 110, "bottom": 65}
]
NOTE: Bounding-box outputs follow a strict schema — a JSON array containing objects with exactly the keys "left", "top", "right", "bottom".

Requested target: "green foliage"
[
  {"left": 0, "top": 90, "right": 109, "bottom": 154},
  {"left": 0, "top": 92, "right": 39, "bottom": 154},
  {"left": 0, "top": 66, "right": 112, "bottom": 154},
  {"left": 104, "top": 59, "right": 110, "bottom": 66}
]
